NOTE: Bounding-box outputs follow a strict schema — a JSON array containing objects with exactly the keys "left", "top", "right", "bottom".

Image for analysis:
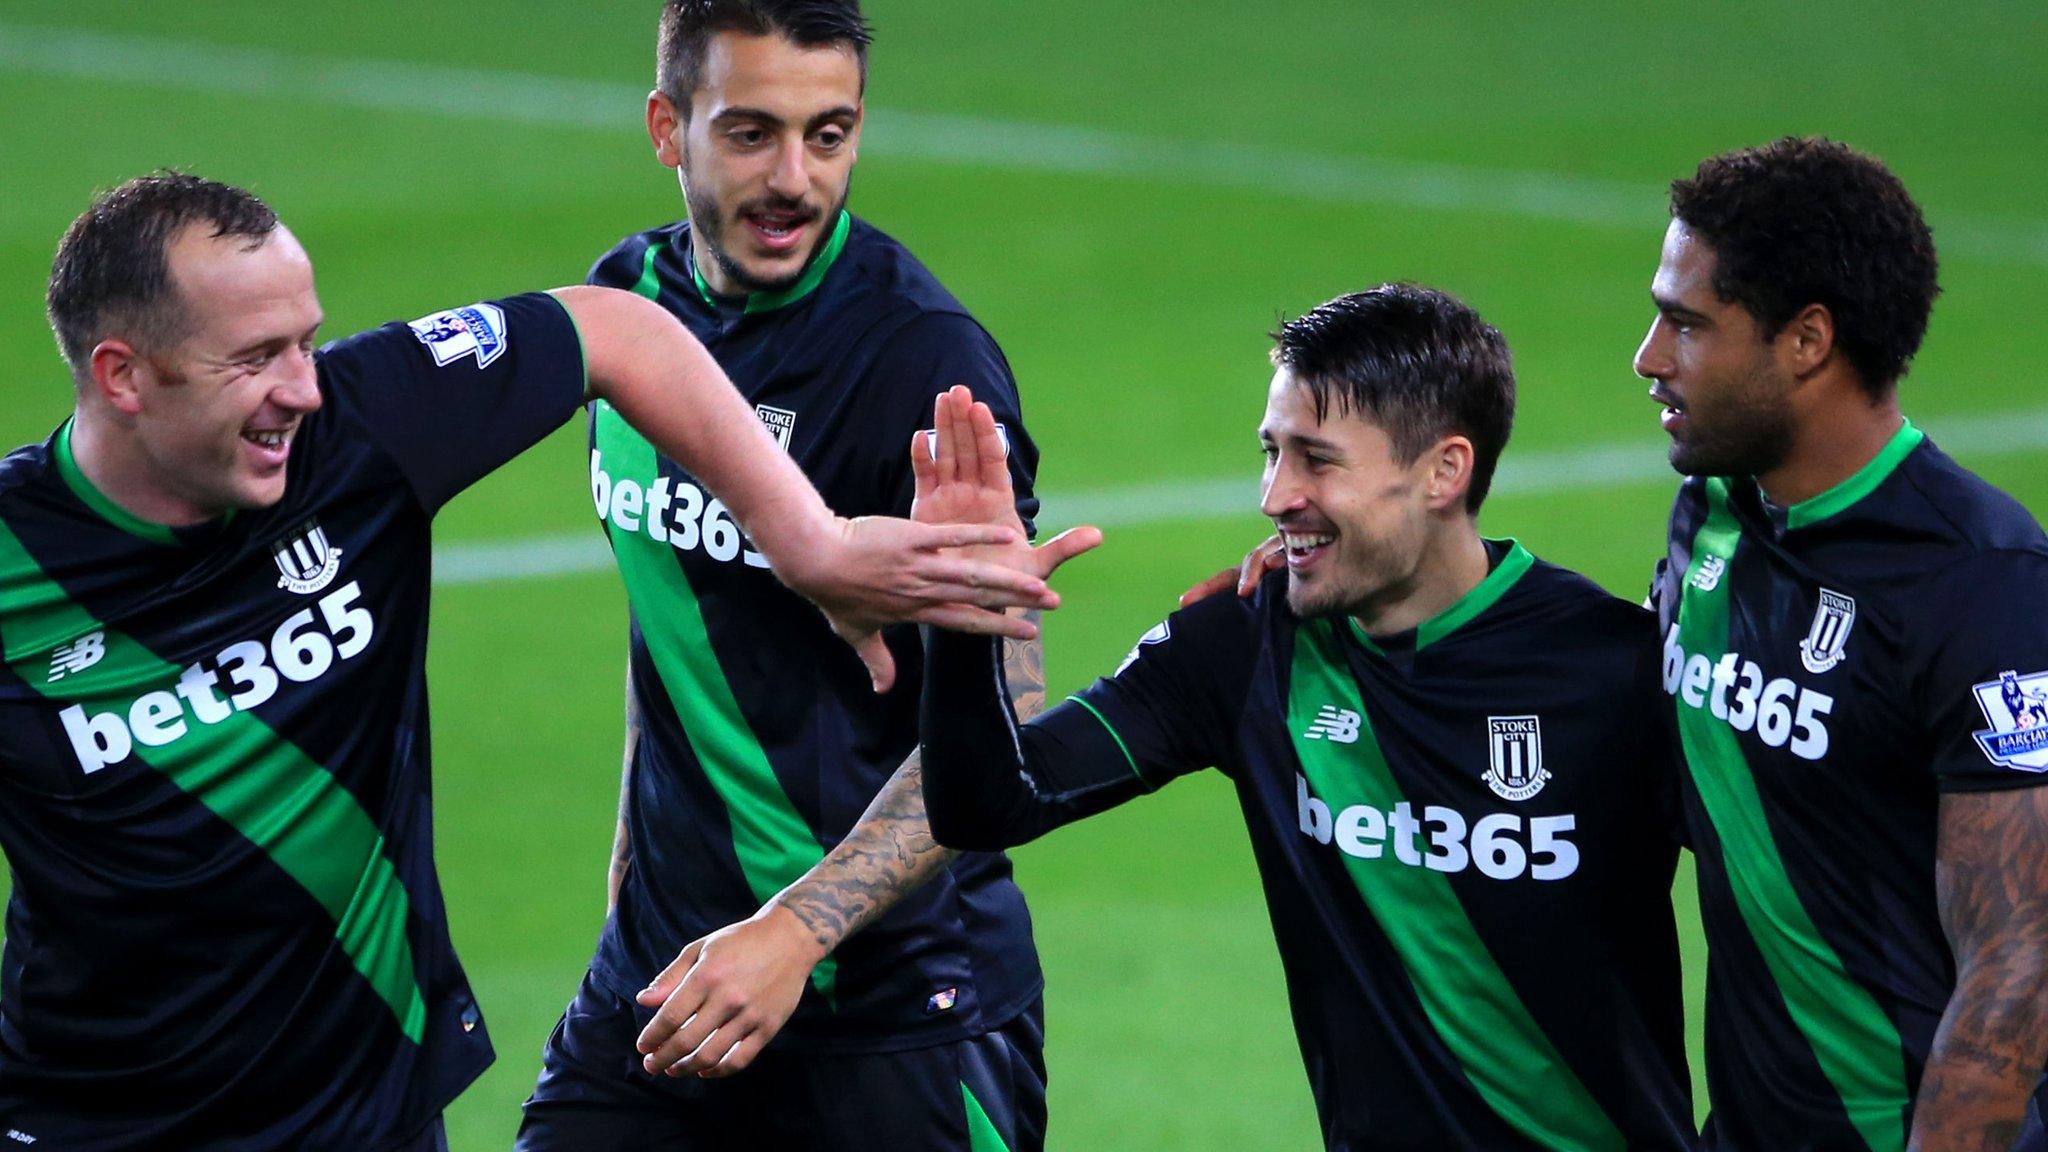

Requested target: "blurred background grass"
[{"left": 1, "top": 3, "right": 2042, "bottom": 1146}]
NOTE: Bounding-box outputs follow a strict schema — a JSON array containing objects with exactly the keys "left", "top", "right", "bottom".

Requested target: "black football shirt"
[
  {"left": 1654, "top": 420, "right": 2048, "bottom": 1151},
  {"left": 583, "top": 212, "right": 1045, "bottom": 1051},
  {"left": 922, "top": 543, "right": 1695, "bottom": 1150},
  {"left": 0, "top": 293, "right": 585, "bottom": 1150}
]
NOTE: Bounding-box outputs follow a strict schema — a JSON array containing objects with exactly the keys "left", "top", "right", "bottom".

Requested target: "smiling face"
[
  {"left": 651, "top": 30, "right": 862, "bottom": 296},
  {"left": 1259, "top": 368, "right": 1442, "bottom": 620},
  {"left": 1634, "top": 220, "right": 1797, "bottom": 478},
  {"left": 111, "top": 223, "right": 324, "bottom": 520}
]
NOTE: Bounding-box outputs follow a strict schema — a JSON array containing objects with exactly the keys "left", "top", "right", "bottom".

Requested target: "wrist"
[
  {"left": 760, "top": 899, "right": 835, "bottom": 966},
  {"left": 752, "top": 509, "right": 841, "bottom": 583}
]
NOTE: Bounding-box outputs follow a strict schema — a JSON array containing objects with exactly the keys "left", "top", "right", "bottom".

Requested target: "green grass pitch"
[{"left": 0, "top": 3, "right": 2042, "bottom": 1147}]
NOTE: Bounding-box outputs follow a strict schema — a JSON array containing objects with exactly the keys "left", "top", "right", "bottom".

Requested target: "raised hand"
[{"left": 910, "top": 385, "right": 1102, "bottom": 586}]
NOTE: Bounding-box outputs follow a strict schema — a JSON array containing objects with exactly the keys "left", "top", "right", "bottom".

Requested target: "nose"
[
  {"left": 273, "top": 346, "right": 323, "bottom": 414},
  {"left": 1259, "top": 458, "right": 1304, "bottom": 521},
  {"left": 766, "top": 136, "right": 809, "bottom": 201},
  {"left": 1633, "top": 318, "right": 1671, "bottom": 382}
]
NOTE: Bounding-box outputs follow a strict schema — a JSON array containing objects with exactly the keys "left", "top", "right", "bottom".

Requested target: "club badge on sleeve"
[
  {"left": 407, "top": 303, "right": 508, "bottom": 369},
  {"left": 1971, "top": 669, "right": 2048, "bottom": 771}
]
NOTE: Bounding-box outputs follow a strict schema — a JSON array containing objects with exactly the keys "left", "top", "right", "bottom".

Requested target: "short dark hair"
[
  {"left": 46, "top": 170, "right": 279, "bottom": 380},
  {"left": 657, "top": 0, "right": 872, "bottom": 113},
  {"left": 1272, "top": 284, "right": 1516, "bottom": 513},
  {"left": 1670, "top": 137, "right": 1940, "bottom": 397}
]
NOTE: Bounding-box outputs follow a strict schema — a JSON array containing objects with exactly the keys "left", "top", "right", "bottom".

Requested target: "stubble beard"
[
  {"left": 1671, "top": 391, "right": 1802, "bottom": 477},
  {"left": 681, "top": 147, "right": 849, "bottom": 296},
  {"left": 1668, "top": 364, "right": 1798, "bottom": 480}
]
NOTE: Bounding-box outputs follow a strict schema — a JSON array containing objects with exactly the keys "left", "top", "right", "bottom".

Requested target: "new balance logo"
[
  {"left": 1690, "top": 555, "right": 1726, "bottom": 592},
  {"left": 47, "top": 632, "right": 106, "bottom": 681},
  {"left": 1303, "top": 705, "right": 1361, "bottom": 744}
]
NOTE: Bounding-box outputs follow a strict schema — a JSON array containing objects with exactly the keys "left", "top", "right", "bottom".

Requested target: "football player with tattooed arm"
[
  {"left": 519, "top": 3, "right": 1069, "bottom": 1150},
  {"left": 1635, "top": 138, "right": 2048, "bottom": 1152},
  {"left": 914, "top": 288, "right": 1697, "bottom": 1151},
  {"left": 0, "top": 173, "right": 1048, "bottom": 1152}
]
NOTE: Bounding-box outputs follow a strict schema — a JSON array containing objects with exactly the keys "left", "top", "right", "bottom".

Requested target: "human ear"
[
  {"left": 647, "top": 91, "right": 685, "bottom": 168},
  {"left": 89, "top": 339, "right": 146, "bottom": 416}
]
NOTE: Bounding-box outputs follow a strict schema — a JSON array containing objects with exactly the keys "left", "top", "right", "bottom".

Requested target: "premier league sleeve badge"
[{"left": 1971, "top": 669, "right": 2048, "bottom": 771}]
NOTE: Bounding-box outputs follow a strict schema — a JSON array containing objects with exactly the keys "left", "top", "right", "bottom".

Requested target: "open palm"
[{"left": 911, "top": 386, "right": 1102, "bottom": 581}]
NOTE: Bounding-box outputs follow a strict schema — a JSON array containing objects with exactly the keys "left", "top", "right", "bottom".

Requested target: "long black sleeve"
[
  {"left": 919, "top": 629, "right": 1155, "bottom": 850},
  {"left": 920, "top": 585, "right": 1266, "bottom": 850}
]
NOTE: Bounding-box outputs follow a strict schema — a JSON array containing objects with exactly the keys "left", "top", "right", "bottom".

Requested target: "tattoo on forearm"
[
  {"left": 1006, "top": 612, "right": 1047, "bottom": 720},
  {"left": 769, "top": 617, "right": 1047, "bottom": 956},
  {"left": 777, "top": 753, "right": 957, "bottom": 954},
  {"left": 1912, "top": 787, "right": 2048, "bottom": 1151},
  {"left": 607, "top": 663, "right": 642, "bottom": 912}
]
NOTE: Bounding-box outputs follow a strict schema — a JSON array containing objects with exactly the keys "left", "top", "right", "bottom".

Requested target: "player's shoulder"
[
  {"left": 0, "top": 437, "right": 51, "bottom": 493},
  {"left": 835, "top": 216, "right": 973, "bottom": 319},
  {"left": 1514, "top": 550, "right": 1650, "bottom": 631},
  {"left": 1891, "top": 435, "right": 2048, "bottom": 556},
  {"left": 588, "top": 220, "right": 689, "bottom": 291},
  {"left": 829, "top": 217, "right": 1012, "bottom": 367},
  {"left": 1142, "top": 571, "right": 1274, "bottom": 662}
]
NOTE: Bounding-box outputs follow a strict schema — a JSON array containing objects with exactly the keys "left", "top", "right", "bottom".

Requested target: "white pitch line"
[
  {"left": 2, "top": 23, "right": 2044, "bottom": 268},
  {"left": 430, "top": 407, "right": 2048, "bottom": 586}
]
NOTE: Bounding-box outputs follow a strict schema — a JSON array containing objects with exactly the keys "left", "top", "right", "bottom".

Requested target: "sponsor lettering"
[
  {"left": 590, "top": 450, "right": 770, "bottom": 570},
  {"left": 59, "top": 582, "right": 374, "bottom": 774},
  {"left": 1662, "top": 623, "right": 1833, "bottom": 760},
  {"left": 1296, "top": 775, "right": 1579, "bottom": 881}
]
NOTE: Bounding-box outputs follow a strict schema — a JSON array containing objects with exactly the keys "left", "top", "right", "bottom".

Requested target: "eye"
[
  {"left": 727, "top": 127, "right": 767, "bottom": 148},
  {"left": 813, "top": 127, "right": 847, "bottom": 150},
  {"left": 1260, "top": 443, "right": 1279, "bottom": 463}
]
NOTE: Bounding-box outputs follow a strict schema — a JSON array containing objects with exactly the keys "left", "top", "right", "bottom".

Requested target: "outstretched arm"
[
  {"left": 774, "top": 626, "right": 1044, "bottom": 953},
  {"left": 1910, "top": 786, "right": 2048, "bottom": 1151},
  {"left": 552, "top": 286, "right": 1054, "bottom": 690},
  {"left": 630, "top": 623, "right": 1046, "bottom": 1080},
  {"left": 628, "top": 388, "right": 1092, "bottom": 1079}
]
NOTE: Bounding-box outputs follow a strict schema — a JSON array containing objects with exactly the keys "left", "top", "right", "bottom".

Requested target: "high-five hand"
[
  {"left": 910, "top": 386, "right": 1102, "bottom": 595},
  {"left": 780, "top": 513, "right": 1057, "bottom": 692}
]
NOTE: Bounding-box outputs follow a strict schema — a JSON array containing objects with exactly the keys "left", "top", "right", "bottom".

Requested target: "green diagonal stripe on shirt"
[
  {"left": 1676, "top": 478, "right": 1908, "bottom": 1151},
  {"left": 1289, "top": 617, "right": 1625, "bottom": 1151},
  {"left": 592, "top": 404, "right": 838, "bottom": 1003},
  {"left": 0, "top": 517, "right": 427, "bottom": 1043}
]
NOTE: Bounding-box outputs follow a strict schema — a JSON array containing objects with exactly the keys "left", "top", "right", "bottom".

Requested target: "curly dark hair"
[
  {"left": 1272, "top": 284, "right": 1516, "bottom": 513},
  {"left": 657, "top": 0, "right": 871, "bottom": 114},
  {"left": 1670, "top": 137, "right": 1940, "bottom": 398},
  {"left": 46, "top": 170, "right": 279, "bottom": 381}
]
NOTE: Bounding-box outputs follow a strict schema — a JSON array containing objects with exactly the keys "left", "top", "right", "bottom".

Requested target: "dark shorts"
[{"left": 516, "top": 973, "right": 1047, "bottom": 1152}]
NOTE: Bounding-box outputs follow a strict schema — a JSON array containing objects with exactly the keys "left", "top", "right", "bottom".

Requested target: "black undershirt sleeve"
[
  {"left": 920, "top": 630, "right": 1154, "bottom": 850},
  {"left": 920, "top": 586, "right": 1263, "bottom": 850}
]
